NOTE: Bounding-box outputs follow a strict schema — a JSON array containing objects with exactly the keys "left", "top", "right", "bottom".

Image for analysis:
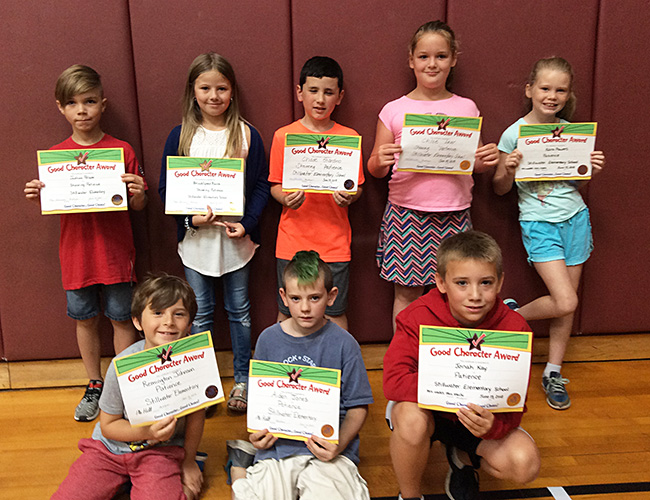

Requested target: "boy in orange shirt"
[{"left": 269, "top": 56, "right": 363, "bottom": 331}]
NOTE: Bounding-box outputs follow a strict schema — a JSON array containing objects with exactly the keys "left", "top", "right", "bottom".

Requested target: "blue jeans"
[{"left": 184, "top": 263, "right": 252, "bottom": 384}]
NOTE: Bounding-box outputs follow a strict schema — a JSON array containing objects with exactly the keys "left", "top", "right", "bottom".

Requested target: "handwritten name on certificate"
[
  {"left": 516, "top": 122, "right": 597, "bottom": 181},
  {"left": 418, "top": 326, "right": 532, "bottom": 413},
  {"left": 282, "top": 133, "right": 361, "bottom": 193},
  {"left": 165, "top": 157, "right": 244, "bottom": 216},
  {"left": 247, "top": 360, "right": 341, "bottom": 443},
  {"left": 115, "top": 332, "right": 224, "bottom": 426},
  {"left": 398, "top": 114, "right": 482, "bottom": 174},
  {"left": 37, "top": 148, "right": 127, "bottom": 215}
]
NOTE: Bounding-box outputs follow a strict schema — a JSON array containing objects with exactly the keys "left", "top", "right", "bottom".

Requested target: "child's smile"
[
  {"left": 194, "top": 69, "right": 232, "bottom": 129},
  {"left": 133, "top": 299, "right": 192, "bottom": 349},
  {"left": 525, "top": 69, "right": 572, "bottom": 123}
]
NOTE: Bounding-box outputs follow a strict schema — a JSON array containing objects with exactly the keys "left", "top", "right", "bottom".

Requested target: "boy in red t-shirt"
[
  {"left": 383, "top": 231, "right": 540, "bottom": 500},
  {"left": 269, "top": 56, "right": 363, "bottom": 331},
  {"left": 24, "top": 65, "right": 147, "bottom": 422}
]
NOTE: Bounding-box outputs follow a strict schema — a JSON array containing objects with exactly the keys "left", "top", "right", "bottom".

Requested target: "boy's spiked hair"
[
  {"left": 55, "top": 65, "right": 103, "bottom": 104},
  {"left": 282, "top": 251, "right": 333, "bottom": 291},
  {"left": 299, "top": 56, "right": 343, "bottom": 90},
  {"left": 436, "top": 231, "right": 503, "bottom": 279},
  {"left": 131, "top": 273, "right": 198, "bottom": 324}
]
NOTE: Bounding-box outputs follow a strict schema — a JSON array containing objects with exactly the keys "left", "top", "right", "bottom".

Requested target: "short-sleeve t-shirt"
[
  {"left": 269, "top": 120, "right": 364, "bottom": 262},
  {"left": 51, "top": 134, "right": 147, "bottom": 290},
  {"left": 252, "top": 321, "right": 374, "bottom": 465},
  {"left": 378, "top": 95, "right": 479, "bottom": 212},
  {"left": 91, "top": 340, "right": 186, "bottom": 454},
  {"left": 498, "top": 118, "right": 586, "bottom": 222}
]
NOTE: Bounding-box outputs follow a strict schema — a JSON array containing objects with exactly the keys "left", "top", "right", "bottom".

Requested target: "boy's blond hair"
[
  {"left": 436, "top": 231, "right": 503, "bottom": 279},
  {"left": 55, "top": 64, "right": 103, "bottom": 104},
  {"left": 131, "top": 273, "right": 198, "bottom": 325}
]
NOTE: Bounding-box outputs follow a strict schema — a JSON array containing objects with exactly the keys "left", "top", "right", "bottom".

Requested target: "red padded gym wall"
[
  {"left": 128, "top": 0, "right": 294, "bottom": 349},
  {"left": 582, "top": 1, "right": 650, "bottom": 333},
  {"left": 0, "top": 0, "right": 144, "bottom": 360},
  {"left": 448, "top": 0, "right": 599, "bottom": 335},
  {"left": 290, "top": 0, "right": 447, "bottom": 343}
]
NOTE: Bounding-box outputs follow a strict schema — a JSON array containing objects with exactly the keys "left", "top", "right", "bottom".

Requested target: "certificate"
[
  {"left": 418, "top": 326, "right": 532, "bottom": 413},
  {"left": 282, "top": 133, "right": 361, "bottom": 193},
  {"left": 516, "top": 122, "right": 597, "bottom": 181},
  {"left": 165, "top": 157, "right": 244, "bottom": 215},
  {"left": 115, "top": 332, "right": 224, "bottom": 426},
  {"left": 247, "top": 360, "right": 341, "bottom": 443},
  {"left": 398, "top": 114, "right": 482, "bottom": 174},
  {"left": 37, "top": 148, "right": 127, "bottom": 214}
]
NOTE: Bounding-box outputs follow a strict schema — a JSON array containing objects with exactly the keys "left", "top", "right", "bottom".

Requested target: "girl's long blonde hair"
[{"left": 178, "top": 52, "right": 243, "bottom": 157}]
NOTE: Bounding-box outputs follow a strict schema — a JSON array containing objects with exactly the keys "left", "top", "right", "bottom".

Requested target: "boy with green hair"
[{"left": 227, "top": 250, "right": 373, "bottom": 499}]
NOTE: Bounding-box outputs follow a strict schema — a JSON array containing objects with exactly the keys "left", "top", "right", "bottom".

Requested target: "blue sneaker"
[
  {"left": 503, "top": 298, "right": 520, "bottom": 311},
  {"left": 542, "top": 372, "right": 571, "bottom": 410}
]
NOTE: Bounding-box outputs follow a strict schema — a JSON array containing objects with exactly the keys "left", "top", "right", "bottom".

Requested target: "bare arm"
[
  {"left": 493, "top": 150, "right": 521, "bottom": 195},
  {"left": 368, "top": 120, "right": 401, "bottom": 178}
]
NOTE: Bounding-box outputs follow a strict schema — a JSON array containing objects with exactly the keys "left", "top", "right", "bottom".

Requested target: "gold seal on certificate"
[
  {"left": 516, "top": 122, "right": 597, "bottom": 181},
  {"left": 282, "top": 133, "right": 361, "bottom": 194},
  {"left": 165, "top": 156, "right": 245, "bottom": 215},
  {"left": 398, "top": 114, "right": 482, "bottom": 174},
  {"left": 417, "top": 326, "right": 532, "bottom": 413},
  {"left": 37, "top": 148, "right": 127, "bottom": 214},
  {"left": 115, "top": 332, "right": 224, "bottom": 426},
  {"left": 247, "top": 360, "right": 341, "bottom": 443}
]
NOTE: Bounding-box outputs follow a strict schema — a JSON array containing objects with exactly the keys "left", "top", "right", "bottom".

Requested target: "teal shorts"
[{"left": 520, "top": 208, "right": 593, "bottom": 266}]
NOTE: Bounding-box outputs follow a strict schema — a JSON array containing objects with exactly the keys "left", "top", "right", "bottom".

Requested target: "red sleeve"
[
  {"left": 268, "top": 129, "right": 284, "bottom": 184},
  {"left": 383, "top": 308, "right": 421, "bottom": 402}
]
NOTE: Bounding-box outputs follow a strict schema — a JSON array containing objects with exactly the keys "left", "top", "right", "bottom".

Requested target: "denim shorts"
[
  {"left": 66, "top": 282, "right": 133, "bottom": 322},
  {"left": 276, "top": 259, "right": 349, "bottom": 317},
  {"left": 520, "top": 208, "right": 593, "bottom": 266}
]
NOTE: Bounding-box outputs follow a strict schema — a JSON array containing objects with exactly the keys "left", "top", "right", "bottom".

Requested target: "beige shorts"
[{"left": 231, "top": 454, "right": 370, "bottom": 500}]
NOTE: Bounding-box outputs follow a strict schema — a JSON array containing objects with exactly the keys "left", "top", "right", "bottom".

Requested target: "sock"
[
  {"left": 89, "top": 379, "right": 103, "bottom": 389},
  {"left": 544, "top": 363, "right": 562, "bottom": 378}
]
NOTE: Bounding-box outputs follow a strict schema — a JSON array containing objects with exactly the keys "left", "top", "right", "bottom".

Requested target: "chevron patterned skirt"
[{"left": 376, "top": 201, "right": 472, "bottom": 286}]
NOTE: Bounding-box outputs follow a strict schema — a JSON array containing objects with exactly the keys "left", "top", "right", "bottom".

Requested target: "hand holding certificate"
[
  {"left": 398, "top": 114, "right": 482, "bottom": 174},
  {"left": 418, "top": 326, "right": 532, "bottom": 413},
  {"left": 247, "top": 360, "right": 341, "bottom": 443},
  {"left": 165, "top": 157, "right": 244, "bottom": 215},
  {"left": 282, "top": 133, "right": 361, "bottom": 193},
  {"left": 516, "top": 123, "right": 597, "bottom": 181},
  {"left": 37, "top": 148, "right": 127, "bottom": 214},
  {"left": 115, "top": 332, "right": 224, "bottom": 426}
]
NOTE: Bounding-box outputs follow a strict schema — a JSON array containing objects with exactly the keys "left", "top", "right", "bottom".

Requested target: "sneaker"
[
  {"left": 445, "top": 445, "right": 479, "bottom": 500},
  {"left": 74, "top": 380, "right": 103, "bottom": 422},
  {"left": 542, "top": 371, "right": 571, "bottom": 410},
  {"left": 225, "top": 440, "right": 256, "bottom": 485},
  {"left": 503, "top": 298, "right": 520, "bottom": 311}
]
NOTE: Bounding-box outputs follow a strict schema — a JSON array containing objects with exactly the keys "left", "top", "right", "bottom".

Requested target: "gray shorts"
[{"left": 276, "top": 259, "right": 349, "bottom": 317}]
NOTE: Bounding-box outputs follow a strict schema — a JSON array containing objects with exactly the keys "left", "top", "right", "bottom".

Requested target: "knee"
[
  {"left": 555, "top": 292, "right": 578, "bottom": 316},
  {"left": 507, "top": 446, "right": 541, "bottom": 484},
  {"left": 392, "top": 405, "right": 434, "bottom": 447}
]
